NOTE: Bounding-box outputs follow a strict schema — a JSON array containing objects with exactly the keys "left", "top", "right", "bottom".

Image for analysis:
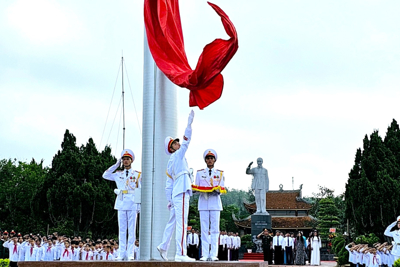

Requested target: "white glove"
[
  {"left": 187, "top": 110, "right": 194, "bottom": 126},
  {"left": 106, "top": 158, "right": 122, "bottom": 173},
  {"left": 114, "top": 189, "right": 121, "bottom": 195},
  {"left": 167, "top": 202, "right": 172, "bottom": 210}
]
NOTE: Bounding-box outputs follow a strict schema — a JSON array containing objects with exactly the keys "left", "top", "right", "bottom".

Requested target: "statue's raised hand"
[{"left": 248, "top": 161, "right": 253, "bottom": 168}]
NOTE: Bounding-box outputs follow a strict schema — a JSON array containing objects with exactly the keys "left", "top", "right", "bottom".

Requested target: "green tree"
[
  {"left": 345, "top": 119, "right": 400, "bottom": 238},
  {"left": 220, "top": 204, "right": 240, "bottom": 232},
  {"left": 317, "top": 198, "right": 340, "bottom": 240},
  {"left": 45, "top": 130, "right": 118, "bottom": 238},
  {"left": 220, "top": 188, "right": 253, "bottom": 218},
  {"left": 0, "top": 159, "right": 48, "bottom": 234},
  {"left": 305, "top": 186, "right": 345, "bottom": 231}
]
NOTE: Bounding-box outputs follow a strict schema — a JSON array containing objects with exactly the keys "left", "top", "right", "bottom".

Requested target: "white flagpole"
[{"left": 140, "top": 30, "right": 178, "bottom": 260}]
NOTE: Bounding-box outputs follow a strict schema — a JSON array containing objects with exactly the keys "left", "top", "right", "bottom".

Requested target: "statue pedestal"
[{"left": 251, "top": 213, "right": 272, "bottom": 252}]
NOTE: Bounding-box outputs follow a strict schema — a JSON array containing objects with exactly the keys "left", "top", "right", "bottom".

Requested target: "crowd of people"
[
  {"left": 0, "top": 230, "right": 140, "bottom": 267},
  {"left": 346, "top": 242, "right": 395, "bottom": 267},
  {"left": 257, "top": 228, "right": 322, "bottom": 265},
  {"left": 186, "top": 229, "right": 241, "bottom": 261}
]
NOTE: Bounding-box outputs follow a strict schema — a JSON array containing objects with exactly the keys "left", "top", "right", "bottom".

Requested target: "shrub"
[
  {"left": 354, "top": 233, "right": 379, "bottom": 246},
  {"left": 394, "top": 258, "right": 400, "bottom": 267},
  {"left": 0, "top": 259, "right": 10, "bottom": 267}
]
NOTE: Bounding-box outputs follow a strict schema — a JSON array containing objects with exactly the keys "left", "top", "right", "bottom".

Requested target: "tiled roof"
[
  {"left": 244, "top": 190, "right": 312, "bottom": 213},
  {"left": 234, "top": 216, "right": 316, "bottom": 229}
]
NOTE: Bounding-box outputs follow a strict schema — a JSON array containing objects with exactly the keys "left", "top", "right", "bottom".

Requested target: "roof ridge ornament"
[{"left": 279, "top": 184, "right": 283, "bottom": 191}]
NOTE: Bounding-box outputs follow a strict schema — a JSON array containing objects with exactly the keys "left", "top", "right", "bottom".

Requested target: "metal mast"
[
  {"left": 122, "top": 56, "right": 126, "bottom": 150},
  {"left": 140, "top": 31, "right": 177, "bottom": 260}
]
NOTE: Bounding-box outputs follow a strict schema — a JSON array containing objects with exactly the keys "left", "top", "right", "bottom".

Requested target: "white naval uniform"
[
  {"left": 159, "top": 124, "right": 193, "bottom": 257},
  {"left": 385, "top": 221, "right": 400, "bottom": 261},
  {"left": 195, "top": 168, "right": 224, "bottom": 259},
  {"left": 103, "top": 165, "right": 141, "bottom": 259}
]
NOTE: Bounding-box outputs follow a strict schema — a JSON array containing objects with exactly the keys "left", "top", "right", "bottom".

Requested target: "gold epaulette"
[{"left": 198, "top": 169, "right": 204, "bottom": 171}]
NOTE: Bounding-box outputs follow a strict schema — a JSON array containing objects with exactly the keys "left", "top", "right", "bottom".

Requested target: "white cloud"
[{"left": 6, "top": 0, "right": 85, "bottom": 46}]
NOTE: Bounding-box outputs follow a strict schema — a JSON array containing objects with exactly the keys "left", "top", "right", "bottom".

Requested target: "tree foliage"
[
  {"left": 45, "top": 130, "right": 118, "bottom": 238},
  {"left": 0, "top": 130, "right": 119, "bottom": 239},
  {"left": 345, "top": 119, "right": 400, "bottom": 238},
  {"left": 317, "top": 198, "right": 340, "bottom": 240},
  {"left": 0, "top": 159, "right": 48, "bottom": 234},
  {"left": 305, "top": 186, "right": 345, "bottom": 232},
  {"left": 331, "top": 235, "right": 349, "bottom": 265}
]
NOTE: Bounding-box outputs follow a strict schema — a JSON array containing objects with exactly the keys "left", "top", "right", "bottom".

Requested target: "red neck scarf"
[
  {"left": 30, "top": 247, "right": 33, "bottom": 255},
  {"left": 86, "top": 252, "right": 89, "bottom": 260},
  {"left": 63, "top": 249, "right": 69, "bottom": 257},
  {"left": 13, "top": 244, "right": 17, "bottom": 254}
]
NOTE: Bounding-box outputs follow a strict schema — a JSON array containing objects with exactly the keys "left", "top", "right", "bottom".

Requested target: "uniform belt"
[
  {"left": 121, "top": 190, "right": 135, "bottom": 194},
  {"left": 173, "top": 171, "right": 189, "bottom": 180}
]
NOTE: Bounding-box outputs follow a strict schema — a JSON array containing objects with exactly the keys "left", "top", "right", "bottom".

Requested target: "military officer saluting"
[
  {"left": 195, "top": 149, "right": 225, "bottom": 261},
  {"left": 103, "top": 149, "right": 141, "bottom": 261}
]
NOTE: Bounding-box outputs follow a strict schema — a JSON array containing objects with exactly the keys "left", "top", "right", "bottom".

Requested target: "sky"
[{"left": 1, "top": 0, "right": 400, "bottom": 197}]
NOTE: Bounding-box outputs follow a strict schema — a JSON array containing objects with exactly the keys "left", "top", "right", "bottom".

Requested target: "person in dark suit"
[{"left": 257, "top": 229, "right": 273, "bottom": 264}]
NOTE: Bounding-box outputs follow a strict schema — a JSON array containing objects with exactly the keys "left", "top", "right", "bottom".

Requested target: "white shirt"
[
  {"left": 226, "top": 235, "right": 234, "bottom": 249},
  {"left": 60, "top": 247, "right": 72, "bottom": 261},
  {"left": 102, "top": 251, "right": 115, "bottom": 261},
  {"left": 222, "top": 234, "right": 228, "bottom": 248},
  {"left": 232, "top": 236, "right": 241, "bottom": 249},
  {"left": 19, "top": 241, "right": 28, "bottom": 261},
  {"left": 219, "top": 234, "right": 226, "bottom": 246},
  {"left": 35, "top": 245, "right": 44, "bottom": 261},
  {"left": 81, "top": 250, "right": 93, "bottom": 261},
  {"left": 283, "top": 236, "right": 294, "bottom": 249},
  {"left": 25, "top": 245, "right": 37, "bottom": 261},
  {"left": 273, "top": 235, "right": 284, "bottom": 247},
  {"left": 195, "top": 168, "right": 225, "bottom": 211},
  {"left": 42, "top": 246, "right": 56, "bottom": 261},
  {"left": 3, "top": 241, "right": 20, "bottom": 262},
  {"left": 187, "top": 232, "right": 199, "bottom": 246},
  {"left": 134, "top": 245, "right": 140, "bottom": 260}
]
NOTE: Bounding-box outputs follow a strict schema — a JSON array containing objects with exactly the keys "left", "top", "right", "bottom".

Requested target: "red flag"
[{"left": 144, "top": 0, "right": 238, "bottom": 109}]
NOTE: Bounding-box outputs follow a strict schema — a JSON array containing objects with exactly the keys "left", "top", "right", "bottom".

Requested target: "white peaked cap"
[
  {"left": 397, "top": 216, "right": 400, "bottom": 222},
  {"left": 121, "top": 149, "right": 135, "bottom": 161},
  {"left": 165, "top": 136, "right": 179, "bottom": 155},
  {"left": 203, "top": 149, "right": 218, "bottom": 161}
]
